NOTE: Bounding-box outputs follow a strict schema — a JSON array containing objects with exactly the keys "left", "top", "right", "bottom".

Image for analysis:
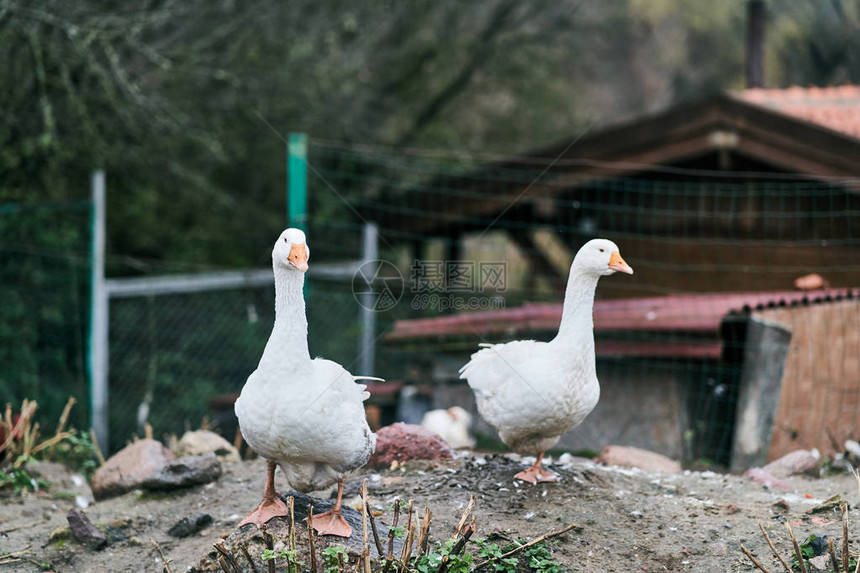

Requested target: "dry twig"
[
  {"left": 307, "top": 506, "right": 317, "bottom": 573},
  {"left": 757, "top": 521, "right": 792, "bottom": 572},
  {"left": 360, "top": 483, "right": 384, "bottom": 557},
  {"left": 214, "top": 541, "right": 241, "bottom": 573},
  {"left": 844, "top": 504, "right": 850, "bottom": 573},
  {"left": 150, "top": 538, "right": 174, "bottom": 573},
  {"left": 452, "top": 495, "right": 475, "bottom": 538},
  {"left": 239, "top": 542, "right": 259, "bottom": 573},
  {"left": 418, "top": 507, "right": 432, "bottom": 556},
  {"left": 89, "top": 428, "right": 106, "bottom": 465},
  {"left": 828, "top": 537, "right": 841, "bottom": 573},
  {"left": 741, "top": 545, "right": 773, "bottom": 573},
  {"left": 786, "top": 522, "right": 808, "bottom": 573},
  {"left": 261, "top": 523, "right": 275, "bottom": 573},
  {"left": 362, "top": 479, "right": 371, "bottom": 573}
]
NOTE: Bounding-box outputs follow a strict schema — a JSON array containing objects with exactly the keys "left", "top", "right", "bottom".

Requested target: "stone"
[
  {"left": 173, "top": 430, "right": 240, "bottom": 463},
  {"left": 807, "top": 494, "right": 847, "bottom": 515},
  {"left": 707, "top": 542, "right": 727, "bottom": 557},
  {"left": 91, "top": 439, "right": 174, "bottom": 500},
  {"left": 25, "top": 460, "right": 94, "bottom": 508},
  {"left": 367, "top": 423, "right": 454, "bottom": 468},
  {"left": 167, "top": 513, "right": 213, "bottom": 537},
  {"left": 594, "top": 445, "right": 682, "bottom": 473},
  {"left": 275, "top": 491, "right": 403, "bottom": 558},
  {"left": 141, "top": 452, "right": 222, "bottom": 491},
  {"left": 808, "top": 555, "right": 830, "bottom": 571},
  {"left": 743, "top": 468, "right": 793, "bottom": 490},
  {"left": 763, "top": 449, "right": 821, "bottom": 478},
  {"left": 66, "top": 509, "right": 107, "bottom": 549}
]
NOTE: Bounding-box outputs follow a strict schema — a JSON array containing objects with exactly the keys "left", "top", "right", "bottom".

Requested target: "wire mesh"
[
  {"left": 4, "top": 140, "right": 860, "bottom": 467},
  {"left": 0, "top": 200, "right": 92, "bottom": 433}
]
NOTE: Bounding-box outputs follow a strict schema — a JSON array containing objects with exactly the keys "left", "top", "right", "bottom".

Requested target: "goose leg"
[
  {"left": 311, "top": 477, "right": 352, "bottom": 537},
  {"left": 514, "top": 452, "right": 558, "bottom": 484},
  {"left": 240, "top": 460, "right": 289, "bottom": 527}
]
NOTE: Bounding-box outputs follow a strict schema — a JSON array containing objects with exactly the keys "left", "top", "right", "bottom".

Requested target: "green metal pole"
[{"left": 287, "top": 133, "right": 308, "bottom": 230}]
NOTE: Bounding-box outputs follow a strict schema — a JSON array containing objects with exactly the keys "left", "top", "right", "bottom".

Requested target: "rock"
[
  {"left": 173, "top": 430, "right": 240, "bottom": 463},
  {"left": 763, "top": 449, "right": 820, "bottom": 478},
  {"left": 772, "top": 499, "right": 790, "bottom": 513},
  {"left": 594, "top": 445, "right": 682, "bottom": 473},
  {"left": 91, "top": 439, "right": 174, "bottom": 499},
  {"left": 141, "top": 453, "right": 222, "bottom": 491},
  {"left": 743, "top": 468, "right": 793, "bottom": 490},
  {"left": 167, "top": 513, "right": 213, "bottom": 537},
  {"left": 367, "top": 423, "right": 454, "bottom": 468},
  {"left": 808, "top": 555, "right": 830, "bottom": 571},
  {"left": 272, "top": 491, "right": 403, "bottom": 558},
  {"left": 66, "top": 509, "right": 107, "bottom": 549},
  {"left": 807, "top": 494, "right": 847, "bottom": 515},
  {"left": 707, "top": 542, "right": 727, "bottom": 557},
  {"left": 25, "top": 460, "right": 94, "bottom": 508},
  {"left": 558, "top": 453, "right": 593, "bottom": 466},
  {"left": 845, "top": 440, "right": 860, "bottom": 460}
]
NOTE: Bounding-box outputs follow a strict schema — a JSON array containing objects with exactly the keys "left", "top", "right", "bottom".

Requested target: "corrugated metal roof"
[
  {"left": 736, "top": 84, "right": 860, "bottom": 140},
  {"left": 386, "top": 288, "right": 859, "bottom": 359}
]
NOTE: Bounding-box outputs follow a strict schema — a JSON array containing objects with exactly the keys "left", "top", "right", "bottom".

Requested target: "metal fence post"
[
  {"left": 287, "top": 133, "right": 308, "bottom": 230},
  {"left": 88, "top": 170, "right": 109, "bottom": 454},
  {"left": 359, "top": 223, "right": 378, "bottom": 376}
]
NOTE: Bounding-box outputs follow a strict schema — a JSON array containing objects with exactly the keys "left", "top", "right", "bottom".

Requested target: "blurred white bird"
[{"left": 420, "top": 406, "right": 476, "bottom": 449}]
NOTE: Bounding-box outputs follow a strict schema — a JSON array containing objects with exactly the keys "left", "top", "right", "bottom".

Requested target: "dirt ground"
[{"left": 1, "top": 452, "right": 859, "bottom": 572}]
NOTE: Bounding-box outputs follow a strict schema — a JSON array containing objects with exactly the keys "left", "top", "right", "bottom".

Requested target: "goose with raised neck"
[
  {"left": 235, "top": 228, "right": 376, "bottom": 538},
  {"left": 460, "top": 238, "right": 632, "bottom": 484}
]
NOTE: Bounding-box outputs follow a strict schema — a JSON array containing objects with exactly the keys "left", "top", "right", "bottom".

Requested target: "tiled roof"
[
  {"left": 386, "top": 289, "right": 859, "bottom": 359},
  {"left": 735, "top": 84, "right": 860, "bottom": 139}
]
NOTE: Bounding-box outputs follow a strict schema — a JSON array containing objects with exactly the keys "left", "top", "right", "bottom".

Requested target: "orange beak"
[
  {"left": 608, "top": 251, "right": 633, "bottom": 275},
  {"left": 288, "top": 243, "right": 309, "bottom": 272}
]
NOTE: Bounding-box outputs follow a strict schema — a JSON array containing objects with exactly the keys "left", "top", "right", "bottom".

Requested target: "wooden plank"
[{"left": 730, "top": 316, "right": 792, "bottom": 471}]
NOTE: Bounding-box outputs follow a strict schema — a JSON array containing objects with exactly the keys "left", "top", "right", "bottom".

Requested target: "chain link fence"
[
  {"left": 4, "top": 141, "right": 860, "bottom": 467},
  {"left": 0, "top": 200, "right": 92, "bottom": 433}
]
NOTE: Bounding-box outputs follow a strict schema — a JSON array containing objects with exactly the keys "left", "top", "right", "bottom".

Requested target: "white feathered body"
[
  {"left": 460, "top": 338, "right": 599, "bottom": 454},
  {"left": 458, "top": 243, "right": 627, "bottom": 456},
  {"left": 235, "top": 358, "right": 376, "bottom": 492},
  {"left": 235, "top": 230, "right": 376, "bottom": 493}
]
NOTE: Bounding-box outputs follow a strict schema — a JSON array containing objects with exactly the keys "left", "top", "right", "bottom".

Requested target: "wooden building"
[
  {"left": 374, "top": 85, "right": 860, "bottom": 468},
  {"left": 366, "top": 85, "right": 860, "bottom": 298}
]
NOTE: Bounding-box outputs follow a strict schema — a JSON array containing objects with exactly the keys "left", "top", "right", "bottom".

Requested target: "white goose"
[
  {"left": 235, "top": 228, "right": 376, "bottom": 536},
  {"left": 459, "top": 239, "right": 633, "bottom": 484}
]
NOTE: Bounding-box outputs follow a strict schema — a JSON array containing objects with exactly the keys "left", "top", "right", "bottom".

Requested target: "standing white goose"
[
  {"left": 459, "top": 238, "right": 633, "bottom": 484},
  {"left": 235, "top": 228, "right": 376, "bottom": 536}
]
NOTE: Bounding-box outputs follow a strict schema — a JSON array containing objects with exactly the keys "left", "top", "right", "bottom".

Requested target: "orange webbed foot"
[
  {"left": 239, "top": 496, "right": 289, "bottom": 528},
  {"left": 310, "top": 508, "right": 352, "bottom": 537}
]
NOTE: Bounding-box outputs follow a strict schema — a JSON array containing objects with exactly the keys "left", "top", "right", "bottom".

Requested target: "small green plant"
[
  {"left": 388, "top": 498, "right": 410, "bottom": 511},
  {"left": 389, "top": 525, "right": 407, "bottom": 539},
  {"left": 524, "top": 541, "right": 562, "bottom": 573},
  {"left": 261, "top": 547, "right": 305, "bottom": 572},
  {"left": 321, "top": 545, "right": 348, "bottom": 573},
  {"left": 474, "top": 537, "right": 519, "bottom": 572},
  {"left": 0, "top": 466, "right": 48, "bottom": 494},
  {"left": 410, "top": 538, "right": 474, "bottom": 573},
  {"left": 51, "top": 431, "right": 99, "bottom": 480}
]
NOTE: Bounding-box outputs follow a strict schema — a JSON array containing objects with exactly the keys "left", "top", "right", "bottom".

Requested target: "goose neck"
[
  {"left": 554, "top": 269, "right": 599, "bottom": 343},
  {"left": 260, "top": 265, "right": 310, "bottom": 365}
]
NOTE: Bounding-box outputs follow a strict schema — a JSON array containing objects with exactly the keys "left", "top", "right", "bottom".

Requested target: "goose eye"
[{"left": 599, "top": 248, "right": 605, "bottom": 253}]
